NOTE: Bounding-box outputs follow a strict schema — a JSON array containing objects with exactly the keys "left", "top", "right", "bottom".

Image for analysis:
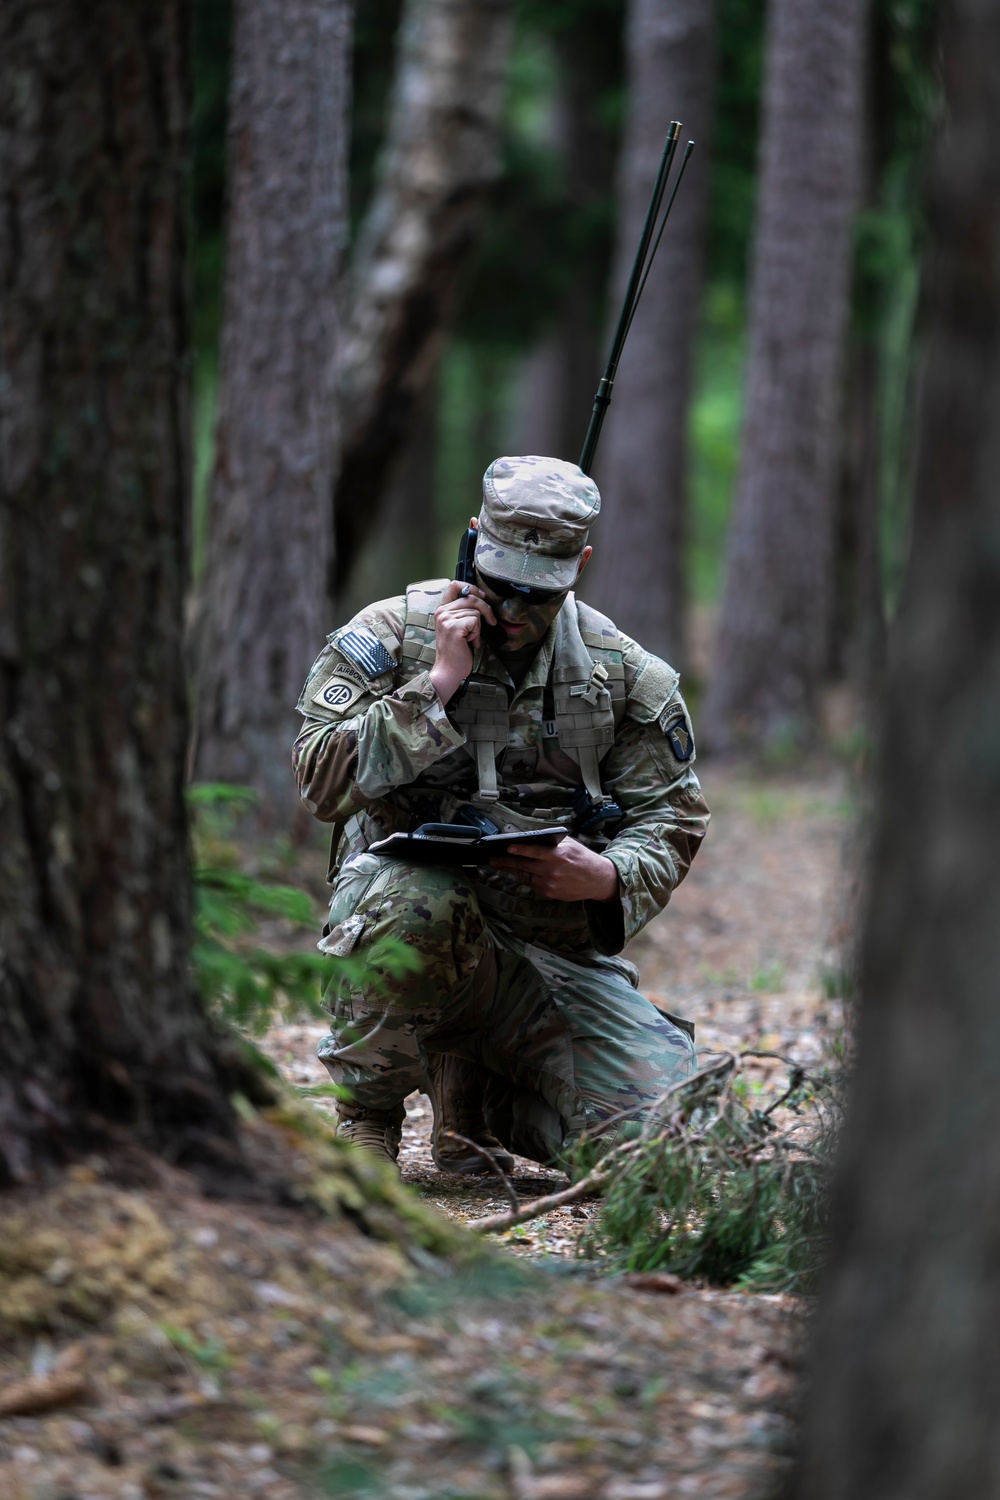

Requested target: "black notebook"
[{"left": 368, "top": 823, "right": 567, "bottom": 868}]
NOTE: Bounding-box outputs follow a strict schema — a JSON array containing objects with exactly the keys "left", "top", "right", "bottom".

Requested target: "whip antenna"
[{"left": 578, "top": 126, "right": 695, "bottom": 476}]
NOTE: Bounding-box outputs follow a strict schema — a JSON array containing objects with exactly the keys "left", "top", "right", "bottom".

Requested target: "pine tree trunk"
[
  {"left": 704, "top": 0, "right": 866, "bottom": 750},
  {"left": 511, "top": 21, "right": 621, "bottom": 468},
  {"left": 0, "top": 0, "right": 240, "bottom": 1181},
  {"left": 830, "top": 338, "right": 886, "bottom": 700},
  {"left": 338, "top": 379, "right": 438, "bottom": 619},
  {"left": 193, "top": 0, "right": 353, "bottom": 822},
  {"left": 793, "top": 3, "right": 1000, "bottom": 1494},
  {"left": 583, "top": 0, "right": 717, "bottom": 669},
  {"left": 829, "top": 8, "right": 889, "bottom": 706},
  {"left": 332, "top": 0, "right": 514, "bottom": 594}
]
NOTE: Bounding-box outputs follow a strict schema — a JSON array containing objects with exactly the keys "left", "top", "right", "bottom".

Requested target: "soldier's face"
[{"left": 474, "top": 570, "right": 567, "bottom": 649}]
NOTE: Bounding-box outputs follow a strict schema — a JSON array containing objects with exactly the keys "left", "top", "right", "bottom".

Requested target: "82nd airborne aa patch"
[
  {"left": 312, "top": 674, "right": 365, "bottom": 713},
  {"left": 665, "top": 712, "right": 694, "bottom": 762}
]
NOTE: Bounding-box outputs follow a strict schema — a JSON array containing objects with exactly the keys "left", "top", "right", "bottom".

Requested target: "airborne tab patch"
[
  {"left": 312, "top": 674, "right": 365, "bottom": 713},
  {"left": 334, "top": 627, "right": 396, "bottom": 680},
  {"left": 665, "top": 713, "right": 694, "bottom": 762}
]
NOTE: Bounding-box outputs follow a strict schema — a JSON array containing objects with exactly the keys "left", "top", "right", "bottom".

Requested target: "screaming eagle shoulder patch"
[
  {"left": 312, "top": 674, "right": 366, "bottom": 713},
  {"left": 664, "top": 712, "right": 694, "bottom": 763}
]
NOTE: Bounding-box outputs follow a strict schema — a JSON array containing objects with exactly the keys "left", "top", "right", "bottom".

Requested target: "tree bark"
[
  {"left": 830, "top": 338, "right": 886, "bottom": 701},
  {"left": 338, "top": 378, "right": 438, "bottom": 621},
  {"left": 829, "top": 8, "right": 890, "bottom": 707},
  {"left": 511, "top": 20, "right": 621, "bottom": 468},
  {"left": 0, "top": 0, "right": 240, "bottom": 1180},
  {"left": 583, "top": 0, "right": 717, "bottom": 669},
  {"left": 703, "top": 0, "right": 866, "bottom": 750},
  {"left": 793, "top": 2, "right": 1000, "bottom": 1494},
  {"left": 192, "top": 0, "right": 353, "bottom": 822},
  {"left": 332, "top": 0, "right": 514, "bottom": 594}
]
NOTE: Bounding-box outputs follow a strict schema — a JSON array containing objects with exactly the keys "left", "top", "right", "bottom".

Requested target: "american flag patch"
[{"left": 334, "top": 627, "right": 396, "bottom": 679}]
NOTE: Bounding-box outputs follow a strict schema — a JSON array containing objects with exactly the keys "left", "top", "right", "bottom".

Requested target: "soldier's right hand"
[{"left": 429, "top": 581, "right": 497, "bottom": 703}]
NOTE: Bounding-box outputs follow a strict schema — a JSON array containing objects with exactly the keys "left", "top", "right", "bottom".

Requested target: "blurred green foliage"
[{"left": 189, "top": 784, "right": 421, "bottom": 1036}]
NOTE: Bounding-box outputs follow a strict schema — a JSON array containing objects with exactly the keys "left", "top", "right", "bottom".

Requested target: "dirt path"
[{"left": 266, "top": 760, "right": 852, "bottom": 1256}]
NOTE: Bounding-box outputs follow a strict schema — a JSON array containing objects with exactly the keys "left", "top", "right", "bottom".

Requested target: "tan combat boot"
[
  {"left": 335, "top": 1104, "right": 403, "bottom": 1171},
  {"left": 424, "top": 1053, "right": 515, "bottom": 1176}
]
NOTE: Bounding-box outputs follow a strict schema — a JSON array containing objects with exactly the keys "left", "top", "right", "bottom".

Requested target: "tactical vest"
[{"left": 400, "top": 581, "right": 626, "bottom": 806}]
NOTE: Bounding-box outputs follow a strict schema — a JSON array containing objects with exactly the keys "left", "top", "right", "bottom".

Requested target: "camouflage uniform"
[{"left": 293, "top": 459, "right": 710, "bottom": 1165}]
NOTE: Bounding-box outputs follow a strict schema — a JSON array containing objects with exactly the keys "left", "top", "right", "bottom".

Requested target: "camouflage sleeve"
[
  {"left": 586, "top": 637, "right": 710, "bottom": 953},
  {"left": 292, "top": 598, "right": 466, "bottom": 823}
]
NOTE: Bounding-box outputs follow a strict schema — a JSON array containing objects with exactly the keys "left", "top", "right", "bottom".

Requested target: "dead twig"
[
  {"left": 440, "top": 1131, "right": 520, "bottom": 1213},
  {"left": 468, "top": 1139, "right": 649, "bottom": 1234},
  {"left": 565, "top": 1053, "right": 740, "bottom": 1160},
  {"left": 469, "top": 1057, "right": 742, "bottom": 1236},
  {"left": 0, "top": 1344, "right": 88, "bottom": 1417}
]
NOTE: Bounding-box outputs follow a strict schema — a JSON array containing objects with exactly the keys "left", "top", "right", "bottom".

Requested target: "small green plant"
[
  {"left": 159, "top": 1322, "right": 232, "bottom": 1373},
  {"left": 577, "top": 1053, "right": 842, "bottom": 1293},
  {"left": 750, "top": 961, "right": 785, "bottom": 993},
  {"left": 820, "top": 961, "right": 854, "bottom": 1001},
  {"left": 189, "top": 784, "right": 420, "bottom": 1036}
]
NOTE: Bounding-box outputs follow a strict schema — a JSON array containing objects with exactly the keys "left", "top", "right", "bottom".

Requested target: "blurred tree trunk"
[
  {"left": 829, "top": 7, "right": 891, "bottom": 708},
  {"left": 514, "top": 21, "right": 622, "bottom": 468},
  {"left": 583, "top": 0, "right": 717, "bottom": 669},
  {"left": 704, "top": 0, "right": 866, "bottom": 750},
  {"left": 830, "top": 341, "right": 886, "bottom": 704},
  {"left": 338, "top": 379, "right": 439, "bottom": 619},
  {"left": 193, "top": 0, "right": 353, "bottom": 823},
  {"left": 0, "top": 0, "right": 243, "bottom": 1181},
  {"left": 332, "top": 0, "right": 514, "bottom": 595},
  {"left": 793, "top": 2, "right": 1000, "bottom": 1495}
]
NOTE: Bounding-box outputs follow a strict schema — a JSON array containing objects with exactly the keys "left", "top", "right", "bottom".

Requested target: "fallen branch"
[
  {"left": 469, "top": 1052, "right": 832, "bottom": 1244},
  {"left": 441, "top": 1131, "right": 520, "bottom": 1213},
  {"left": 469, "top": 1059, "right": 742, "bottom": 1235},
  {"left": 467, "top": 1139, "right": 648, "bottom": 1234}
]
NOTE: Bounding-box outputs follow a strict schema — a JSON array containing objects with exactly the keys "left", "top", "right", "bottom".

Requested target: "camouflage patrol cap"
[{"left": 475, "top": 455, "right": 601, "bottom": 590}]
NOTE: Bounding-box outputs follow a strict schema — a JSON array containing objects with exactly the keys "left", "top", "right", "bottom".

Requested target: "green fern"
[{"left": 189, "top": 784, "right": 420, "bottom": 1036}]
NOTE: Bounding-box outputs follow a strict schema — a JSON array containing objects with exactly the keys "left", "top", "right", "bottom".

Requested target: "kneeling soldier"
[{"left": 293, "top": 456, "right": 709, "bottom": 1172}]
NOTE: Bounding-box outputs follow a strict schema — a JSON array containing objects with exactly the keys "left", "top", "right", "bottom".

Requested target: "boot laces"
[{"left": 340, "top": 1116, "right": 399, "bottom": 1159}]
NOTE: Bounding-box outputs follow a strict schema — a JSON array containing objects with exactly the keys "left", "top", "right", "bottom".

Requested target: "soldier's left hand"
[{"left": 489, "top": 837, "right": 619, "bottom": 902}]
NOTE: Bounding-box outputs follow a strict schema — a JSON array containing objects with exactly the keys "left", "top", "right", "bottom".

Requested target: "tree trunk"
[
  {"left": 332, "top": 0, "right": 514, "bottom": 594},
  {"left": 192, "top": 0, "right": 353, "bottom": 823},
  {"left": 338, "top": 377, "right": 439, "bottom": 620},
  {"left": 829, "top": 7, "right": 890, "bottom": 708},
  {"left": 511, "top": 20, "right": 621, "bottom": 468},
  {"left": 0, "top": 0, "right": 240, "bottom": 1181},
  {"left": 583, "top": 0, "right": 717, "bottom": 669},
  {"left": 703, "top": 0, "right": 866, "bottom": 750},
  {"left": 829, "top": 338, "right": 886, "bottom": 701},
  {"left": 793, "top": 2, "right": 1000, "bottom": 1494}
]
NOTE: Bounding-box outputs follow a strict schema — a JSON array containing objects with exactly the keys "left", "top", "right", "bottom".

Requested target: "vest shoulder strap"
[
  {"left": 575, "top": 598, "right": 623, "bottom": 657},
  {"left": 402, "top": 579, "right": 450, "bottom": 670}
]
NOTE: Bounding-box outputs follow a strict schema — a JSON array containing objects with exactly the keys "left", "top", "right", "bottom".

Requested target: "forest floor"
[
  {"left": 0, "top": 758, "right": 853, "bottom": 1500},
  {"left": 267, "top": 757, "right": 855, "bottom": 1258}
]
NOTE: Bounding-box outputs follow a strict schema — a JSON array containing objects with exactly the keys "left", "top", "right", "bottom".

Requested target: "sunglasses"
[{"left": 475, "top": 568, "right": 566, "bottom": 606}]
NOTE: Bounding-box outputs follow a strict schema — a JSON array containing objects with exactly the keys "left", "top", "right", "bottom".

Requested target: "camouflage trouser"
[{"left": 317, "top": 853, "right": 695, "bottom": 1165}]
